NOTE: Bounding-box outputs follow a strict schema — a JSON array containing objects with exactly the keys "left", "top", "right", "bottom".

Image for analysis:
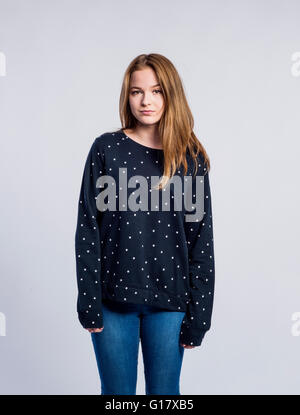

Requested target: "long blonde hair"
[{"left": 118, "top": 53, "right": 211, "bottom": 190}]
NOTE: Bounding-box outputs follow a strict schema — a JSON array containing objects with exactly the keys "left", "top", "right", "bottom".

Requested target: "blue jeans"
[{"left": 91, "top": 299, "right": 186, "bottom": 395}]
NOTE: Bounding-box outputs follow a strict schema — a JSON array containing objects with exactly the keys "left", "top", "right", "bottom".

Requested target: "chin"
[{"left": 137, "top": 117, "right": 159, "bottom": 126}]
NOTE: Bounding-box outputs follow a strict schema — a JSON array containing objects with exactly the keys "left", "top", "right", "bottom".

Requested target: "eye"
[{"left": 131, "top": 89, "right": 163, "bottom": 95}]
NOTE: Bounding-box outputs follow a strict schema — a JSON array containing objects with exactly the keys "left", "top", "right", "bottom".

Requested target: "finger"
[{"left": 86, "top": 327, "right": 104, "bottom": 333}]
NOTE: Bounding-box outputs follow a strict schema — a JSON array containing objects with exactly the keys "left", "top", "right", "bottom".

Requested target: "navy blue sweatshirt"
[{"left": 75, "top": 129, "right": 215, "bottom": 346}]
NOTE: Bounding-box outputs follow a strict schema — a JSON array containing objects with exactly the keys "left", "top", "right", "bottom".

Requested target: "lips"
[{"left": 141, "top": 111, "right": 154, "bottom": 114}]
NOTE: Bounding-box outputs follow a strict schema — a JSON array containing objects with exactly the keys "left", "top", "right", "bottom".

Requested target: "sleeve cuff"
[
  {"left": 180, "top": 324, "right": 207, "bottom": 346},
  {"left": 78, "top": 310, "right": 104, "bottom": 329}
]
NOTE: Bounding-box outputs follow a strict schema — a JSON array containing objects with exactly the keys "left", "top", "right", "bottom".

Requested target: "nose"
[{"left": 141, "top": 91, "right": 152, "bottom": 106}]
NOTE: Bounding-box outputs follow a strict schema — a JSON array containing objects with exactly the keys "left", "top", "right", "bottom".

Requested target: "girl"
[{"left": 75, "top": 53, "right": 215, "bottom": 395}]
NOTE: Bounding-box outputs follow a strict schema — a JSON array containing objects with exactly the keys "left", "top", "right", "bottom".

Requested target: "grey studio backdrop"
[{"left": 0, "top": 0, "right": 299, "bottom": 395}]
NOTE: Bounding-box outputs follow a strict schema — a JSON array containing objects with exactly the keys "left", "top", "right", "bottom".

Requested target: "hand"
[
  {"left": 86, "top": 327, "right": 104, "bottom": 333},
  {"left": 181, "top": 343, "right": 196, "bottom": 349}
]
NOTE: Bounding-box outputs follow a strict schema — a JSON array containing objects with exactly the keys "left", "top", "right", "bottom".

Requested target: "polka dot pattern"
[{"left": 75, "top": 129, "right": 215, "bottom": 346}]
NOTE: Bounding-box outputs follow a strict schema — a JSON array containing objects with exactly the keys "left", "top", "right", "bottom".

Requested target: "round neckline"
[{"left": 118, "top": 129, "right": 164, "bottom": 151}]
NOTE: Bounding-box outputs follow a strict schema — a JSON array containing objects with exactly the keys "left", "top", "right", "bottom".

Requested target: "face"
[{"left": 128, "top": 67, "right": 165, "bottom": 127}]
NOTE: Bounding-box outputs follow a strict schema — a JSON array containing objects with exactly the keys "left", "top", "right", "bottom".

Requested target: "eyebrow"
[{"left": 130, "top": 84, "right": 161, "bottom": 89}]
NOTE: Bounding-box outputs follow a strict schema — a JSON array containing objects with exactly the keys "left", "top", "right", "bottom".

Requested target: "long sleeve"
[
  {"left": 75, "top": 138, "right": 104, "bottom": 329},
  {"left": 180, "top": 155, "right": 215, "bottom": 346}
]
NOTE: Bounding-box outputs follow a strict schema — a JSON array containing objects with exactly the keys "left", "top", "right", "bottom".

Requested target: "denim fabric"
[{"left": 91, "top": 299, "right": 185, "bottom": 395}]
